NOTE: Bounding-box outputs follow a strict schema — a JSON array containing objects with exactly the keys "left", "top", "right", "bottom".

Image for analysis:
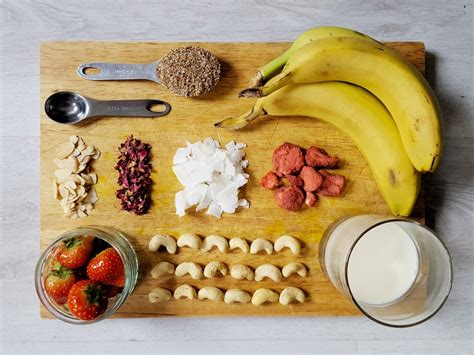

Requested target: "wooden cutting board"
[{"left": 40, "top": 41, "right": 425, "bottom": 318}]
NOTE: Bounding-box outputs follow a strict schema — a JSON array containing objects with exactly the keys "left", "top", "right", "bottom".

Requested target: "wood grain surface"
[
  {"left": 1, "top": 1, "right": 472, "bottom": 354},
  {"left": 40, "top": 41, "right": 424, "bottom": 318}
]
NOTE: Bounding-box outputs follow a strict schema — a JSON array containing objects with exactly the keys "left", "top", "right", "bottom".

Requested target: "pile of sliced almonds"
[{"left": 53, "top": 135, "right": 100, "bottom": 219}]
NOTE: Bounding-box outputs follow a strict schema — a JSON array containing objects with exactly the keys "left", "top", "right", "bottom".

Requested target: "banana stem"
[
  {"left": 259, "top": 49, "right": 292, "bottom": 81},
  {"left": 214, "top": 105, "right": 265, "bottom": 130}
]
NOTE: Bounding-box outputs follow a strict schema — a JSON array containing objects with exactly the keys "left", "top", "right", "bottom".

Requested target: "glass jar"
[
  {"left": 319, "top": 215, "right": 452, "bottom": 327},
  {"left": 35, "top": 226, "right": 138, "bottom": 324}
]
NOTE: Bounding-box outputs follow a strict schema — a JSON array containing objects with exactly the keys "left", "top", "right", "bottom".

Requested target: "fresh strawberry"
[
  {"left": 67, "top": 279, "right": 108, "bottom": 320},
  {"left": 103, "top": 285, "right": 123, "bottom": 298},
  {"left": 56, "top": 235, "right": 94, "bottom": 269},
  {"left": 87, "top": 247, "right": 125, "bottom": 287},
  {"left": 44, "top": 261, "right": 77, "bottom": 305}
]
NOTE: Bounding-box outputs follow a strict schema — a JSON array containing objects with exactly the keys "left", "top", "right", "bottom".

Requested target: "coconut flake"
[{"left": 173, "top": 138, "right": 249, "bottom": 218}]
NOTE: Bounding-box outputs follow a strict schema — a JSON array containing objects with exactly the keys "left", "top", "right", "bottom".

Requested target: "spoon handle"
[
  {"left": 87, "top": 99, "right": 171, "bottom": 118},
  {"left": 77, "top": 62, "right": 159, "bottom": 82}
]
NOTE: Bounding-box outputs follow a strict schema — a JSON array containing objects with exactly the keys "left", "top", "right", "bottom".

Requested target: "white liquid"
[{"left": 347, "top": 223, "right": 420, "bottom": 306}]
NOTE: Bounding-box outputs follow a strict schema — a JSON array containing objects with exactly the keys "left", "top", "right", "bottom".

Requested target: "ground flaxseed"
[{"left": 157, "top": 46, "right": 221, "bottom": 97}]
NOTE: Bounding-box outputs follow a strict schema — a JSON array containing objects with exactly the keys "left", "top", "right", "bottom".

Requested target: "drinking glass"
[{"left": 319, "top": 215, "right": 452, "bottom": 327}]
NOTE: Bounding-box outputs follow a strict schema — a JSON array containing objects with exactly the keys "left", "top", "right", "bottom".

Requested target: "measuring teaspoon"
[{"left": 44, "top": 91, "right": 171, "bottom": 124}]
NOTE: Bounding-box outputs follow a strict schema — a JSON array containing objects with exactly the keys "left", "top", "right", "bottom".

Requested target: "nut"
[
  {"left": 149, "top": 287, "right": 172, "bottom": 303},
  {"left": 198, "top": 287, "right": 224, "bottom": 302},
  {"left": 254, "top": 264, "right": 282, "bottom": 282},
  {"left": 148, "top": 234, "right": 177, "bottom": 254},
  {"left": 279, "top": 286, "right": 306, "bottom": 305},
  {"left": 203, "top": 261, "right": 228, "bottom": 278},
  {"left": 230, "top": 264, "right": 254, "bottom": 281},
  {"left": 282, "top": 262, "right": 307, "bottom": 277},
  {"left": 175, "top": 262, "right": 203, "bottom": 279},
  {"left": 177, "top": 233, "right": 202, "bottom": 249},
  {"left": 151, "top": 261, "right": 175, "bottom": 278},
  {"left": 274, "top": 235, "right": 301, "bottom": 255},
  {"left": 224, "top": 289, "right": 251, "bottom": 304},
  {"left": 173, "top": 284, "right": 197, "bottom": 300},
  {"left": 250, "top": 238, "right": 273, "bottom": 255},
  {"left": 251, "top": 288, "right": 279, "bottom": 305},
  {"left": 229, "top": 237, "right": 249, "bottom": 253},
  {"left": 201, "top": 235, "right": 229, "bottom": 253}
]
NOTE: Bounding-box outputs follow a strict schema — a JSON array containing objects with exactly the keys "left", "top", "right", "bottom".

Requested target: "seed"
[{"left": 157, "top": 46, "right": 221, "bottom": 97}]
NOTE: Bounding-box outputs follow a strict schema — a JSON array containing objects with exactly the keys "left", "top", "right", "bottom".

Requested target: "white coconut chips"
[{"left": 172, "top": 138, "right": 249, "bottom": 218}]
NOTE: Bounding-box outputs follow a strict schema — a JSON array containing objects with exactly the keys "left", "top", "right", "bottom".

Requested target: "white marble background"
[{"left": 0, "top": 0, "right": 472, "bottom": 354}]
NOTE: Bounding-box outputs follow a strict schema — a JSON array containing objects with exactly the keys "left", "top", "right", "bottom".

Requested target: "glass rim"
[
  {"left": 343, "top": 218, "right": 453, "bottom": 328},
  {"left": 35, "top": 226, "right": 137, "bottom": 324}
]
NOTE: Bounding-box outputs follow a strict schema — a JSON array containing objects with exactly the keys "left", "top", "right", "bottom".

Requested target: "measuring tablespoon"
[
  {"left": 77, "top": 62, "right": 161, "bottom": 83},
  {"left": 44, "top": 91, "right": 171, "bottom": 124},
  {"left": 76, "top": 47, "right": 221, "bottom": 97}
]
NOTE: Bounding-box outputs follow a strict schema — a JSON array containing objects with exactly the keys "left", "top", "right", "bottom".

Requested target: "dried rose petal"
[{"left": 115, "top": 136, "right": 152, "bottom": 215}]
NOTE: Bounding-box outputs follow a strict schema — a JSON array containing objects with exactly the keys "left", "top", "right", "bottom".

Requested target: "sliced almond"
[
  {"left": 72, "top": 149, "right": 81, "bottom": 157},
  {"left": 77, "top": 210, "right": 88, "bottom": 218},
  {"left": 77, "top": 164, "right": 87, "bottom": 173},
  {"left": 84, "top": 188, "right": 98, "bottom": 204},
  {"left": 88, "top": 173, "right": 98, "bottom": 184},
  {"left": 54, "top": 169, "right": 71, "bottom": 182},
  {"left": 63, "top": 156, "right": 79, "bottom": 173},
  {"left": 82, "top": 145, "right": 95, "bottom": 156},
  {"left": 55, "top": 141, "right": 75, "bottom": 159},
  {"left": 76, "top": 185, "right": 86, "bottom": 197},
  {"left": 84, "top": 203, "right": 93, "bottom": 213},
  {"left": 53, "top": 158, "right": 67, "bottom": 169},
  {"left": 58, "top": 185, "right": 70, "bottom": 198},
  {"left": 69, "top": 135, "right": 79, "bottom": 144},
  {"left": 64, "top": 180, "right": 77, "bottom": 190},
  {"left": 77, "top": 140, "right": 86, "bottom": 151},
  {"left": 78, "top": 155, "right": 91, "bottom": 165},
  {"left": 92, "top": 149, "right": 101, "bottom": 160}
]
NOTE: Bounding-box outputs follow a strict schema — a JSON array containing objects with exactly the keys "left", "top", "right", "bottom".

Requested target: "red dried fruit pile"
[
  {"left": 115, "top": 136, "right": 152, "bottom": 215},
  {"left": 261, "top": 143, "right": 346, "bottom": 211}
]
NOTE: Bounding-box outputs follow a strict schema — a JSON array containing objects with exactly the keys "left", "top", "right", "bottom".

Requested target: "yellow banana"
[
  {"left": 248, "top": 26, "right": 377, "bottom": 87},
  {"left": 216, "top": 82, "right": 420, "bottom": 216},
  {"left": 240, "top": 37, "right": 443, "bottom": 173}
]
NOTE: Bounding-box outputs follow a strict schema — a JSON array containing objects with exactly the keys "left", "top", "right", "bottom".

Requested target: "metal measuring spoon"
[
  {"left": 76, "top": 47, "right": 221, "bottom": 97},
  {"left": 77, "top": 62, "right": 160, "bottom": 83},
  {"left": 44, "top": 91, "right": 171, "bottom": 124}
]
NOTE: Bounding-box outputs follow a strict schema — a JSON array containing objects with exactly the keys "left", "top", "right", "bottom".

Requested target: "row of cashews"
[
  {"left": 148, "top": 234, "right": 302, "bottom": 255},
  {"left": 149, "top": 285, "right": 305, "bottom": 306},
  {"left": 151, "top": 261, "right": 307, "bottom": 281},
  {"left": 148, "top": 233, "right": 307, "bottom": 305}
]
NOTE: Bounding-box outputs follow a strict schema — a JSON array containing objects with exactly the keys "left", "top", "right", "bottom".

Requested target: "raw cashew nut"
[
  {"left": 151, "top": 261, "right": 175, "bottom": 279},
  {"left": 250, "top": 238, "right": 273, "bottom": 255},
  {"left": 177, "top": 233, "right": 202, "bottom": 249},
  {"left": 201, "top": 235, "right": 229, "bottom": 253},
  {"left": 251, "top": 288, "right": 279, "bottom": 305},
  {"left": 230, "top": 264, "right": 254, "bottom": 281},
  {"left": 173, "top": 284, "right": 198, "bottom": 300},
  {"left": 274, "top": 235, "right": 301, "bottom": 255},
  {"left": 149, "top": 287, "right": 172, "bottom": 303},
  {"left": 279, "top": 286, "right": 306, "bottom": 305},
  {"left": 254, "top": 264, "right": 282, "bottom": 282},
  {"left": 282, "top": 262, "right": 307, "bottom": 278},
  {"left": 224, "top": 289, "right": 251, "bottom": 304},
  {"left": 198, "top": 287, "right": 224, "bottom": 302},
  {"left": 148, "top": 234, "right": 177, "bottom": 254},
  {"left": 204, "top": 261, "right": 228, "bottom": 278},
  {"left": 229, "top": 237, "right": 249, "bottom": 253},
  {"left": 175, "top": 262, "right": 203, "bottom": 279}
]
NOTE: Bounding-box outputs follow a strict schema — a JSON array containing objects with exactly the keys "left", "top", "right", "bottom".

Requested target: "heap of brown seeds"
[{"left": 157, "top": 46, "right": 221, "bottom": 97}]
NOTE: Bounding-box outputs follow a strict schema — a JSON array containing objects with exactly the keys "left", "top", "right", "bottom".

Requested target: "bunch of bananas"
[{"left": 215, "top": 27, "right": 443, "bottom": 217}]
